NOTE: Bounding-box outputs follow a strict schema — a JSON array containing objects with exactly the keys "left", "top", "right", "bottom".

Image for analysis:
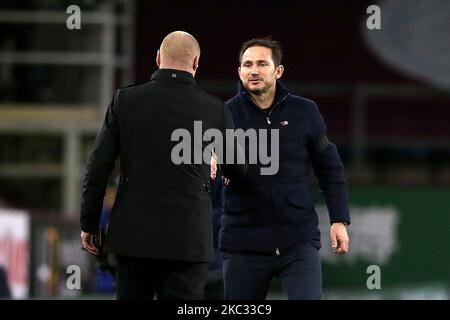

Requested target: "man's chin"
[
  {"left": 246, "top": 85, "right": 265, "bottom": 95},
  {"left": 249, "top": 88, "right": 264, "bottom": 95}
]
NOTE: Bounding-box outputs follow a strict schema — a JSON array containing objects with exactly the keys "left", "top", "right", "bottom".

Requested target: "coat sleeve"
[
  {"left": 307, "top": 102, "right": 351, "bottom": 225},
  {"left": 219, "top": 105, "right": 248, "bottom": 180},
  {"left": 80, "top": 90, "right": 120, "bottom": 232}
]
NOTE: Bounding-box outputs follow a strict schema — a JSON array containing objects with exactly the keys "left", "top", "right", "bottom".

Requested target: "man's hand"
[
  {"left": 81, "top": 231, "right": 100, "bottom": 256},
  {"left": 210, "top": 151, "right": 217, "bottom": 180},
  {"left": 330, "top": 222, "right": 349, "bottom": 254},
  {"left": 222, "top": 176, "right": 230, "bottom": 186}
]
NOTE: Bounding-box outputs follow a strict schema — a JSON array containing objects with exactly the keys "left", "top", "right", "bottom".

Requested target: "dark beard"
[
  {"left": 249, "top": 88, "right": 264, "bottom": 95},
  {"left": 247, "top": 82, "right": 271, "bottom": 95}
]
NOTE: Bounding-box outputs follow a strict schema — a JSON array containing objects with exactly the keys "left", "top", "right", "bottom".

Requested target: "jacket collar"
[
  {"left": 237, "top": 80, "right": 290, "bottom": 108},
  {"left": 151, "top": 68, "right": 196, "bottom": 86}
]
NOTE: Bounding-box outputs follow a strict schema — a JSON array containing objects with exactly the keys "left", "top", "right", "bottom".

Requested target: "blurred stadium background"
[{"left": 0, "top": 0, "right": 449, "bottom": 300}]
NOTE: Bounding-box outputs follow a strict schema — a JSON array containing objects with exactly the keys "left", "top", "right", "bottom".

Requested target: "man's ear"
[
  {"left": 192, "top": 55, "right": 199, "bottom": 72},
  {"left": 156, "top": 50, "right": 161, "bottom": 67},
  {"left": 275, "top": 64, "right": 284, "bottom": 79}
]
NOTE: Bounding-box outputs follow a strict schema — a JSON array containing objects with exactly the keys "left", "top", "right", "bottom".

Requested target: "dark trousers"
[
  {"left": 204, "top": 268, "right": 224, "bottom": 300},
  {"left": 223, "top": 242, "right": 322, "bottom": 300},
  {"left": 116, "top": 255, "right": 209, "bottom": 300}
]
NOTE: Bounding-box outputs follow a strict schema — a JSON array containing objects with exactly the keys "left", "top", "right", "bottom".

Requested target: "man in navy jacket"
[{"left": 219, "top": 37, "right": 351, "bottom": 299}]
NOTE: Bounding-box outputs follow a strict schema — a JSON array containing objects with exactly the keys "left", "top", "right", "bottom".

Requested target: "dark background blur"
[{"left": 0, "top": 0, "right": 448, "bottom": 299}]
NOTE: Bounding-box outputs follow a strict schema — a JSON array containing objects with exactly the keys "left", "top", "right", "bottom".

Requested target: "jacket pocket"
[
  {"left": 223, "top": 195, "right": 268, "bottom": 227},
  {"left": 225, "top": 196, "right": 259, "bottom": 213},
  {"left": 286, "top": 192, "right": 314, "bottom": 210},
  {"left": 279, "top": 192, "right": 315, "bottom": 224}
]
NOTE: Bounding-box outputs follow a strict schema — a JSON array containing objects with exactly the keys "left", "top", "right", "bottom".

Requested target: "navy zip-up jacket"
[{"left": 219, "top": 80, "right": 350, "bottom": 255}]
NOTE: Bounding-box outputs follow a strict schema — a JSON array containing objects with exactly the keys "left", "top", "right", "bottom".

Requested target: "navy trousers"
[{"left": 223, "top": 242, "right": 322, "bottom": 300}]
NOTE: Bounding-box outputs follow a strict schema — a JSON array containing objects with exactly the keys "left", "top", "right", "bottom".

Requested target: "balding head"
[{"left": 156, "top": 31, "right": 201, "bottom": 76}]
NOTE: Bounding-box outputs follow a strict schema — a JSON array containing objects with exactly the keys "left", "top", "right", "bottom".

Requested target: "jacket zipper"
[
  {"left": 245, "top": 91, "right": 289, "bottom": 256},
  {"left": 266, "top": 94, "right": 289, "bottom": 256},
  {"left": 265, "top": 93, "right": 289, "bottom": 125}
]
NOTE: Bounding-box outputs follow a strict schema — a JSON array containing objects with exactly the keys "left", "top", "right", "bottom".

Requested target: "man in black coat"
[{"left": 80, "top": 31, "right": 245, "bottom": 300}]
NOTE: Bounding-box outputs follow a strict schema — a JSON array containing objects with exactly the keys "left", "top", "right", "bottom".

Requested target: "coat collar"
[
  {"left": 151, "top": 68, "right": 196, "bottom": 86},
  {"left": 237, "top": 80, "right": 290, "bottom": 108}
]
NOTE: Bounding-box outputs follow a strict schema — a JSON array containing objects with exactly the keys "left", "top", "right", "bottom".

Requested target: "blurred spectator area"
[
  {"left": 0, "top": 0, "right": 134, "bottom": 217},
  {"left": 0, "top": 0, "right": 449, "bottom": 217}
]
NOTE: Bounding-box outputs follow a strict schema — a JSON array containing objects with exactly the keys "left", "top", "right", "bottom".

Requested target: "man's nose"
[{"left": 250, "top": 66, "right": 259, "bottom": 75}]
